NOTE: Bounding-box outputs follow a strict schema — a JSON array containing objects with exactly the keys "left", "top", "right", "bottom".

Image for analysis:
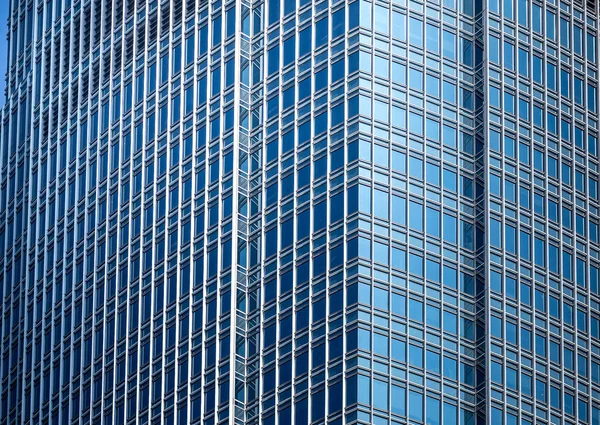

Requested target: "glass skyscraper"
[{"left": 1, "top": 0, "right": 600, "bottom": 424}]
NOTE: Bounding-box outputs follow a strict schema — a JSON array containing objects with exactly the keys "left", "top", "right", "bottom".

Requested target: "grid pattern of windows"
[
  {"left": 1, "top": 1, "right": 237, "bottom": 424},
  {"left": 487, "top": 0, "right": 600, "bottom": 424},
  {"left": 0, "top": 0, "right": 598, "bottom": 425},
  {"left": 344, "top": 0, "right": 483, "bottom": 423}
]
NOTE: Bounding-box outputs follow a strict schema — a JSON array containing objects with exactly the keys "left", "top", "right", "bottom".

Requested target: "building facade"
[{"left": 0, "top": 0, "right": 599, "bottom": 424}]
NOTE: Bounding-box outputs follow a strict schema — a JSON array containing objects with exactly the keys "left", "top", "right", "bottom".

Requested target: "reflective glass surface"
[{"left": 0, "top": 1, "right": 598, "bottom": 425}]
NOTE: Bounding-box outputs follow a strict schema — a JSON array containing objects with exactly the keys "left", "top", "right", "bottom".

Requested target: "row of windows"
[{"left": 488, "top": 52, "right": 598, "bottom": 115}]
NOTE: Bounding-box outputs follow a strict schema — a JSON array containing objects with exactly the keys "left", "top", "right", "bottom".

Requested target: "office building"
[{"left": 0, "top": 0, "right": 599, "bottom": 424}]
